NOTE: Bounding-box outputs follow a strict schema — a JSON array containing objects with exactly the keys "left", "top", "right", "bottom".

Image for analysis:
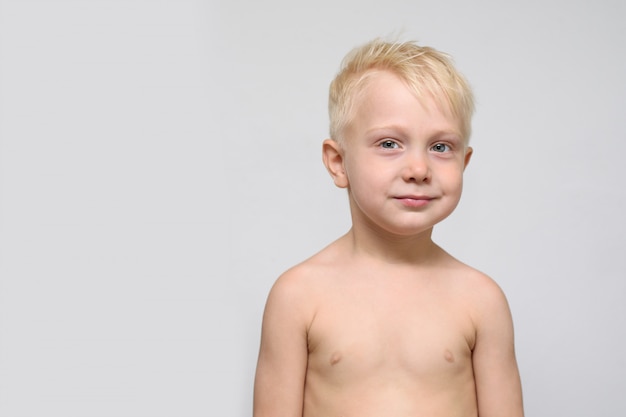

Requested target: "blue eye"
[
  {"left": 380, "top": 140, "right": 399, "bottom": 149},
  {"left": 431, "top": 143, "right": 450, "bottom": 153}
]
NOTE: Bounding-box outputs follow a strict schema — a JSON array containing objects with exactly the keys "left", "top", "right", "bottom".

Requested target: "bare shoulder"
[
  {"left": 443, "top": 256, "right": 513, "bottom": 327},
  {"left": 458, "top": 262, "right": 507, "bottom": 299},
  {"left": 269, "top": 241, "right": 339, "bottom": 293},
  {"left": 264, "top": 241, "right": 342, "bottom": 324},
  {"left": 263, "top": 264, "right": 314, "bottom": 326}
]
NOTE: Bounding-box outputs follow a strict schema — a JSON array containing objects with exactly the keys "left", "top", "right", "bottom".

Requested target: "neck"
[{"left": 343, "top": 224, "right": 442, "bottom": 266}]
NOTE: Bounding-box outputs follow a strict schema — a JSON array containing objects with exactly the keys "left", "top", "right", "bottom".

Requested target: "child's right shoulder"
[
  {"left": 262, "top": 251, "right": 335, "bottom": 328},
  {"left": 266, "top": 243, "right": 340, "bottom": 310},
  {"left": 271, "top": 251, "right": 332, "bottom": 294}
]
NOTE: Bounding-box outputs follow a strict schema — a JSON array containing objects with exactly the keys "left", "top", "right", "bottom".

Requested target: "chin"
[{"left": 381, "top": 223, "right": 436, "bottom": 238}]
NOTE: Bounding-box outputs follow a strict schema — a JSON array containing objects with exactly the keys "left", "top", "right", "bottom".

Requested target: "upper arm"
[
  {"left": 253, "top": 270, "right": 312, "bottom": 417},
  {"left": 471, "top": 277, "right": 524, "bottom": 417}
]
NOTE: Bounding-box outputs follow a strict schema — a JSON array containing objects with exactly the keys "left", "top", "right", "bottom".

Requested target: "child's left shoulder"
[
  {"left": 460, "top": 262, "right": 504, "bottom": 292},
  {"left": 443, "top": 256, "right": 512, "bottom": 316},
  {"left": 449, "top": 260, "right": 514, "bottom": 330}
]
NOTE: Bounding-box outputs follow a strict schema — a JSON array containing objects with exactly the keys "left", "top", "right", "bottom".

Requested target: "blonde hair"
[{"left": 328, "top": 38, "right": 475, "bottom": 144}]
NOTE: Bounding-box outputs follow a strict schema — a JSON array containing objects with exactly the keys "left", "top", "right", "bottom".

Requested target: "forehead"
[{"left": 348, "top": 70, "right": 462, "bottom": 136}]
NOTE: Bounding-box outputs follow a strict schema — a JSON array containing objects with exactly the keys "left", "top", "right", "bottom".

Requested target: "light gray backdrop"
[{"left": 1, "top": 0, "right": 624, "bottom": 416}]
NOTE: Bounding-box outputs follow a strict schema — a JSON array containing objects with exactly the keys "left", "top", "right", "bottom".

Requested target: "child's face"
[{"left": 327, "top": 70, "right": 472, "bottom": 237}]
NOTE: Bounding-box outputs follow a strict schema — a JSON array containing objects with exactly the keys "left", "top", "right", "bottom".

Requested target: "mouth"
[{"left": 393, "top": 195, "right": 434, "bottom": 208}]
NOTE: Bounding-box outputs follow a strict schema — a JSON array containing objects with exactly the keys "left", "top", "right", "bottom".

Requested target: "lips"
[
  {"left": 393, "top": 195, "right": 434, "bottom": 208},
  {"left": 395, "top": 194, "right": 432, "bottom": 200}
]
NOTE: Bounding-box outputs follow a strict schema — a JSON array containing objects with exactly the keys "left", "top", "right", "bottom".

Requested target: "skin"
[{"left": 253, "top": 70, "right": 523, "bottom": 417}]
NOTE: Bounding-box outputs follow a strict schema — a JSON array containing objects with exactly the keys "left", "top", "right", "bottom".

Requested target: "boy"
[{"left": 253, "top": 38, "right": 523, "bottom": 417}]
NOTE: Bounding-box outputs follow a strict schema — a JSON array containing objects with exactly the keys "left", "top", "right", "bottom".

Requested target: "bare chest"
[{"left": 306, "top": 278, "right": 475, "bottom": 384}]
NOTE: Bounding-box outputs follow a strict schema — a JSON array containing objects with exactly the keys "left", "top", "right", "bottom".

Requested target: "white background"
[{"left": 1, "top": 0, "right": 625, "bottom": 416}]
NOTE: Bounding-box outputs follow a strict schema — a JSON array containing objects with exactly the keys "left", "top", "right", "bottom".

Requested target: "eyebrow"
[
  {"left": 364, "top": 125, "right": 407, "bottom": 135},
  {"left": 365, "top": 124, "right": 462, "bottom": 138}
]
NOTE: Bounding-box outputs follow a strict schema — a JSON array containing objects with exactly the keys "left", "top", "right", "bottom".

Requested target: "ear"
[
  {"left": 463, "top": 146, "right": 473, "bottom": 171},
  {"left": 322, "top": 139, "right": 349, "bottom": 188}
]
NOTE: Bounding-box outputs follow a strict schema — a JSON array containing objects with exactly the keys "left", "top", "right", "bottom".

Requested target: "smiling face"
[{"left": 323, "top": 70, "right": 473, "bottom": 238}]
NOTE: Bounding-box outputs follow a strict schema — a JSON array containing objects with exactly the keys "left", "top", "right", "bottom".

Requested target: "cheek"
[
  {"left": 343, "top": 154, "right": 370, "bottom": 184},
  {"left": 347, "top": 162, "right": 391, "bottom": 190},
  {"left": 438, "top": 168, "right": 465, "bottom": 192}
]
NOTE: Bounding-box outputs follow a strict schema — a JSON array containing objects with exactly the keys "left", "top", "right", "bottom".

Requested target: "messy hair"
[{"left": 328, "top": 38, "right": 475, "bottom": 144}]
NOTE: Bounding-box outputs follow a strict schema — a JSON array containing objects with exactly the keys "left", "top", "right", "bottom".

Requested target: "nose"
[{"left": 401, "top": 151, "right": 431, "bottom": 183}]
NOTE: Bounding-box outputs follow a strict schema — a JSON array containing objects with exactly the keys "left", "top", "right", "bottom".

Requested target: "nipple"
[
  {"left": 330, "top": 352, "right": 342, "bottom": 366},
  {"left": 444, "top": 349, "right": 455, "bottom": 363}
]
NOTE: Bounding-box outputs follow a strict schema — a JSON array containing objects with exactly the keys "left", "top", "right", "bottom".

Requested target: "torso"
[{"left": 297, "top": 238, "right": 481, "bottom": 417}]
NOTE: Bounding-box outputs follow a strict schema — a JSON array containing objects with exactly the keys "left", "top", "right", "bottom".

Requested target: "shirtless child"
[{"left": 253, "top": 38, "right": 524, "bottom": 417}]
